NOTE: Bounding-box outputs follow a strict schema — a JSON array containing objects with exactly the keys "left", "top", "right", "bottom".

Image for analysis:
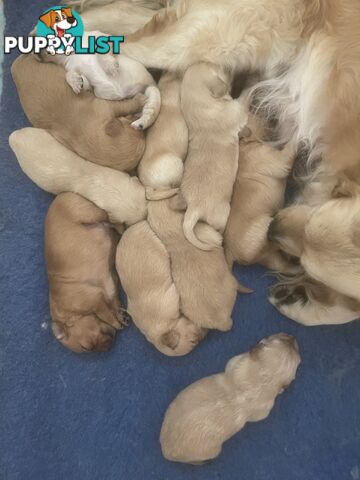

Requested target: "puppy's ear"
[
  {"left": 161, "top": 330, "right": 180, "bottom": 351},
  {"left": 169, "top": 193, "right": 187, "bottom": 211},
  {"left": 39, "top": 10, "right": 56, "bottom": 28},
  {"left": 61, "top": 7, "right": 73, "bottom": 18},
  {"left": 105, "top": 118, "right": 123, "bottom": 136},
  {"left": 332, "top": 177, "right": 359, "bottom": 199}
]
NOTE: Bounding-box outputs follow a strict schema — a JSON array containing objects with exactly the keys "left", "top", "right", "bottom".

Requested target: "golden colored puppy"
[
  {"left": 160, "top": 333, "right": 300, "bottom": 464},
  {"left": 116, "top": 221, "right": 206, "bottom": 356},
  {"left": 45, "top": 193, "right": 126, "bottom": 353},
  {"left": 225, "top": 111, "right": 296, "bottom": 271},
  {"left": 138, "top": 72, "right": 188, "bottom": 200},
  {"left": 179, "top": 62, "right": 248, "bottom": 250},
  {"left": 9, "top": 128, "right": 147, "bottom": 228},
  {"left": 147, "top": 199, "right": 239, "bottom": 332},
  {"left": 12, "top": 54, "right": 145, "bottom": 172}
]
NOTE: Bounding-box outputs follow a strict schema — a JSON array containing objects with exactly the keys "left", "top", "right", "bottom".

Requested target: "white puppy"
[
  {"left": 160, "top": 333, "right": 301, "bottom": 464},
  {"left": 47, "top": 31, "right": 161, "bottom": 130},
  {"left": 9, "top": 128, "right": 147, "bottom": 228},
  {"left": 138, "top": 72, "right": 188, "bottom": 200},
  {"left": 179, "top": 62, "right": 248, "bottom": 250}
]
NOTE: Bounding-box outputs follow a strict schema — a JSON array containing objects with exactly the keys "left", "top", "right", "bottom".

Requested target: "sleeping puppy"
[
  {"left": 147, "top": 199, "right": 240, "bottom": 332},
  {"left": 9, "top": 128, "right": 147, "bottom": 228},
  {"left": 116, "top": 221, "right": 206, "bottom": 356},
  {"left": 160, "top": 333, "right": 300, "bottom": 464},
  {"left": 138, "top": 72, "right": 188, "bottom": 200},
  {"left": 224, "top": 110, "right": 296, "bottom": 271},
  {"left": 179, "top": 62, "right": 248, "bottom": 250},
  {"left": 44, "top": 30, "right": 161, "bottom": 130},
  {"left": 45, "top": 192, "right": 126, "bottom": 352},
  {"left": 267, "top": 177, "right": 360, "bottom": 325},
  {"left": 11, "top": 54, "right": 145, "bottom": 172}
]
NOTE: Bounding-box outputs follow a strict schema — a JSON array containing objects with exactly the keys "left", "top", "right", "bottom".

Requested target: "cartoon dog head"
[{"left": 39, "top": 8, "right": 77, "bottom": 37}]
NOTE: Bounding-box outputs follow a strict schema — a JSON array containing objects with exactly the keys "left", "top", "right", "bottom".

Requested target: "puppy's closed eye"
[{"left": 161, "top": 329, "right": 180, "bottom": 350}]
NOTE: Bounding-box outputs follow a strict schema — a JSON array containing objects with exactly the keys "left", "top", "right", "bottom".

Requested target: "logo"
[{"left": 4, "top": 6, "right": 124, "bottom": 55}]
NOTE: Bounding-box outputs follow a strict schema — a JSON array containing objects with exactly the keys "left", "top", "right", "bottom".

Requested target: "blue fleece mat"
[{"left": 0, "top": 2, "right": 359, "bottom": 479}]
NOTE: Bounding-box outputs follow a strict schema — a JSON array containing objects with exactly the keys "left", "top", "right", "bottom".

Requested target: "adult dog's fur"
[
  {"left": 45, "top": 193, "right": 126, "bottom": 352},
  {"left": 147, "top": 199, "right": 239, "bottom": 332},
  {"left": 138, "top": 72, "right": 188, "bottom": 200},
  {"left": 267, "top": 178, "right": 360, "bottom": 325},
  {"left": 9, "top": 128, "right": 147, "bottom": 228},
  {"left": 120, "top": 0, "right": 360, "bottom": 179},
  {"left": 116, "top": 221, "right": 206, "bottom": 355},
  {"left": 160, "top": 333, "right": 300, "bottom": 464},
  {"left": 12, "top": 54, "right": 145, "bottom": 172},
  {"left": 224, "top": 110, "right": 296, "bottom": 271},
  {"left": 179, "top": 62, "right": 247, "bottom": 250}
]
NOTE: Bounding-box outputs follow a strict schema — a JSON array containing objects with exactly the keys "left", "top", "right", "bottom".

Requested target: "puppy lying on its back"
[
  {"left": 9, "top": 128, "right": 147, "bottom": 229},
  {"left": 44, "top": 31, "right": 161, "bottom": 130},
  {"left": 116, "top": 220, "right": 206, "bottom": 356},
  {"left": 12, "top": 54, "right": 145, "bottom": 172},
  {"left": 224, "top": 109, "right": 296, "bottom": 272},
  {"left": 45, "top": 192, "right": 126, "bottom": 353},
  {"left": 138, "top": 72, "right": 188, "bottom": 200},
  {"left": 179, "top": 62, "right": 248, "bottom": 250},
  {"left": 147, "top": 199, "right": 240, "bottom": 332},
  {"left": 161, "top": 333, "right": 300, "bottom": 464}
]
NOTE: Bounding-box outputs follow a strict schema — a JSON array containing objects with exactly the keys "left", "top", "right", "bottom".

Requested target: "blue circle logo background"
[{"left": 36, "top": 6, "right": 84, "bottom": 38}]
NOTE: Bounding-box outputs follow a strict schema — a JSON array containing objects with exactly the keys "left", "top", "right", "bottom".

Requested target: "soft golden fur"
[
  {"left": 119, "top": 0, "right": 360, "bottom": 182},
  {"left": 267, "top": 178, "right": 360, "bottom": 325},
  {"left": 160, "top": 333, "right": 300, "bottom": 464},
  {"left": 45, "top": 193, "right": 126, "bottom": 353},
  {"left": 179, "top": 62, "right": 248, "bottom": 250},
  {"left": 9, "top": 128, "right": 147, "bottom": 228},
  {"left": 116, "top": 221, "right": 206, "bottom": 355},
  {"left": 138, "top": 72, "right": 188, "bottom": 200},
  {"left": 147, "top": 199, "right": 239, "bottom": 332},
  {"left": 224, "top": 111, "right": 296, "bottom": 271},
  {"left": 12, "top": 54, "right": 145, "bottom": 172}
]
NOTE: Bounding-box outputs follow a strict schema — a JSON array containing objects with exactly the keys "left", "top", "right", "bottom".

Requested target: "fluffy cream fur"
[
  {"left": 9, "top": 128, "right": 147, "bottom": 228},
  {"left": 179, "top": 62, "right": 247, "bottom": 250},
  {"left": 160, "top": 333, "right": 300, "bottom": 464},
  {"left": 116, "top": 220, "right": 206, "bottom": 355}
]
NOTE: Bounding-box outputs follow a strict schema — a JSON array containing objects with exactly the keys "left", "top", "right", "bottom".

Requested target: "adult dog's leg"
[{"left": 268, "top": 281, "right": 359, "bottom": 326}]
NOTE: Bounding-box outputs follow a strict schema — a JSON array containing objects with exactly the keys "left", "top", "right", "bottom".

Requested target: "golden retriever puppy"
[
  {"left": 45, "top": 192, "right": 126, "bottom": 352},
  {"left": 224, "top": 112, "right": 296, "bottom": 271},
  {"left": 180, "top": 62, "right": 248, "bottom": 250},
  {"left": 116, "top": 221, "right": 206, "bottom": 356},
  {"left": 138, "top": 72, "right": 188, "bottom": 200},
  {"left": 147, "top": 199, "right": 240, "bottom": 332},
  {"left": 160, "top": 333, "right": 300, "bottom": 464},
  {"left": 267, "top": 178, "right": 360, "bottom": 325},
  {"left": 9, "top": 128, "right": 147, "bottom": 228},
  {"left": 12, "top": 54, "right": 145, "bottom": 172}
]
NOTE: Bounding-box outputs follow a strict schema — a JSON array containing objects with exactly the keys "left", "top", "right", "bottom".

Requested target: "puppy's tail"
[
  {"left": 145, "top": 186, "right": 179, "bottom": 200},
  {"left": 183, "top": 210, "right": 219, "bottom": 251},
  {"left": 131, "top": 86, "right": 161, "bottom": 130}
]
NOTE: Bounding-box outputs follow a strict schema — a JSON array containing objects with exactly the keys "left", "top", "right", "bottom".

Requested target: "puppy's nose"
[
  {"left": 67, "top": 16, "right": 76, "bottom": 24},
  {"left": 267, "top": 217, "right": 279, "bottom": 242}
]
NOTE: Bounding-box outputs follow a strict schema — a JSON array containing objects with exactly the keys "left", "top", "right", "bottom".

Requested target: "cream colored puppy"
[
  {"left": 160, "top": 333, "right": 301, "bottom": 464},
  {"left": 46, "top": 30, "right": 161, "bottom": 130},
  {"left": 116, "top": 221, "right": 206, "bottom": 356},
  {"left": 147, "top": 199, "right": 240, "bottom": 332},
  {"left": 138, "top": 72, "right": 188, "bottom": 200},
  {"left": 224, "top": 111, "right": 296, "bottom": 271},
  {"left": 9, "top": 128, "right": 147, "bottom": 228},
  {"left": 180, "top": 62, "right": 248, "bottom": 250}
]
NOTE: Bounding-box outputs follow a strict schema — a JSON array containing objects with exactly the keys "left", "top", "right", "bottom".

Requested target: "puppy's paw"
[
  {"left": 269, "top": 283, "right": 308, "bottom": 308},
  {"left": 66, "top": 71, "right": 88, "bottom": 94}
]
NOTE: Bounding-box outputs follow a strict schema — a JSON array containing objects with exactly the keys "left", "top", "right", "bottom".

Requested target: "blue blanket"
[{"left": 0, "top": 1, "right": 359, "bottom": 479}]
